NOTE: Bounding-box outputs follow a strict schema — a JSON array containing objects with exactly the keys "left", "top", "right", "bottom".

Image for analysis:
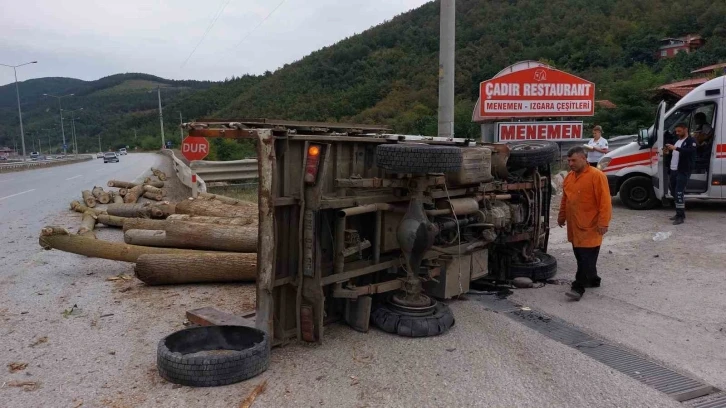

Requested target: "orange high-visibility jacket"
[{"left": 557, "top": 166, "right": 612, "bottom": 248}]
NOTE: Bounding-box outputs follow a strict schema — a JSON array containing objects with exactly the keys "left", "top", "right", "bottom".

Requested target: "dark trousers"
[
  {"left": 669, "top": 170, "right": 690, "bottom": 218},
  {"left": 572, "top": 246, "right": 601, "bottom": 292}
]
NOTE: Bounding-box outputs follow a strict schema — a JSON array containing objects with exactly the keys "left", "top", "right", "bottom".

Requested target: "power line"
[
  {"left": 180, "top": 0, "right": 233, "bottom": 68},
  {"left": 232, "top": 0, "right": 288, "bottom": 49}
]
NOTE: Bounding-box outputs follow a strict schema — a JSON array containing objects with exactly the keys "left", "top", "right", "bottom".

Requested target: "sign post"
[{"left": 181, "top": 136, "right": 209, "bottom": 198}]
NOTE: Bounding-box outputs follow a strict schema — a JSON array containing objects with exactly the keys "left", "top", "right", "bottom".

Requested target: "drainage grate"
[
  {"left": 687, "top": 393, "right": 726, "bottom": 408},
  {"left": 473, "top": 294, "right": 720, "bottom": 404}
]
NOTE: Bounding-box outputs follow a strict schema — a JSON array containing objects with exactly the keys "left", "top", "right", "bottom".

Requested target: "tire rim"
[
  {"left": 387, "top": 293, "right": 436, "bottom": 317},
  {"left": 630, "top": 186, "right": 648, "bottom": 203}
]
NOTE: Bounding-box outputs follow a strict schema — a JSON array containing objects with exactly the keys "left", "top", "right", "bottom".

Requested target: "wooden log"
[
  {"left": 134, "top": 253, "right": 256, "bottom": 285},
  {"left": 198, "top": 192, "right": 256, "bottom": 207},
  {"left": 107, "top": 203, "right": 167, "bottom": 219},
  {"left": 151, "top": 167, "right": 168, "bottom": 181},
  {"left": 142, "top": 191, "right": 163, "bottom": 201},
  {"left": 96, "top": 214, "right": 127, "bottom": 227},
  {"left": 92, "top": 186, "right": 111, "bottom": 204},
  {"left": 118, "top": 188, "right": 128, "bottom": 197},
  {"left": 39, "top": 226, "right": 242, "bottom": 262},
  {"left": 111, "top": 191, "right": 124, "bottom": 204},
  {"left": 125, "top": 223, "right": 257, "bottom": 252},
  {"left": 107, "top": 180, "right": 137, "bottom": 189},
  {"left": 143, "top": 185, "right": 163, "bottom": 195},
  {"left": 70, "top": 200, "right": 106, "bottom": 216},
  {"left": 77, "top": 211, "right": 97, "bottom": 236},
  {"left": 145, "top": 181, "right": 164, "bottom": 188},
  {"left": 175, "top": 197, "right": 257, "bottom": 218},
  {"left": 124, "top": 185, "right": 144, "bottom": 203},
  {"left": 167, "top": 214, "right": 257, "bottom": 226},
  {"left": 81, "top": 190, "right": 97, "bottom": 208},
  {"left": 143, "top": 177, "right": 152, "bottom": 184},
  {"left": 123, "top": 218, "right": 169, "bottom": 232}
]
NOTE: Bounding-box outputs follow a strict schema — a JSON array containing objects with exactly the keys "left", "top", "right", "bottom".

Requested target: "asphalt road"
[{"left": 0, "top": 157, "right": 704, "bottom": 407}]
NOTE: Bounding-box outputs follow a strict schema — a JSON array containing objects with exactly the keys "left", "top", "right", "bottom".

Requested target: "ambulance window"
[{"left": 663, "top": 102, "right": 717, "bottom": 144}]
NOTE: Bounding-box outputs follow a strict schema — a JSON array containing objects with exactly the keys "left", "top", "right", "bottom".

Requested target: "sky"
[{"left": 0, "top": 0, "right": 431, "bottom": 86}]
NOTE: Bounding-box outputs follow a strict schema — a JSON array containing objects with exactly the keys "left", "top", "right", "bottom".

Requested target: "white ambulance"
[{"left": 598, "top": 75, "right": 724, "bottom": 209}]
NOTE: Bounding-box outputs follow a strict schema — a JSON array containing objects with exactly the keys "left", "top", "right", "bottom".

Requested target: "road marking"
[
  {"left": 0, "top": 189, "right": 36, "bottom": 201},
  {"left": 132, "top": 169, "right": 148, "bottom": 183},
  {"left": 65, "top": 175, "right": 82, "bottom": 180}
]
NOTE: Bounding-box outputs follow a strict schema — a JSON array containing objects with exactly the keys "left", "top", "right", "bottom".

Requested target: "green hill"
[{"left": 1, "top": 0, "right": 725, "bottom": 158}]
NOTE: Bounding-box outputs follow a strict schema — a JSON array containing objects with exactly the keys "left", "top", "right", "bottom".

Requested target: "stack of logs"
[{"left": 38, "top": 167, "right": 259, "bottom": 286}]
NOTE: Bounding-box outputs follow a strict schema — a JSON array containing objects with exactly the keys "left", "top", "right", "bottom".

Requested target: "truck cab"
[{"left": 599, "top": 75, "right": 724, "bottom": 209}]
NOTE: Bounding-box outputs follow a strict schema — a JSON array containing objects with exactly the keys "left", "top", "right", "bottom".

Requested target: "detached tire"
[
  {"left": 619, "top": 176, "right": 659, "bottom": 210},
  {"left": 157, "top": 325, "right": 269, "bottom": 387},
  {"left": 507, "top": 141, "right": 559, "bottom": 169},
  {"left": 376, "top": 144, "right": 462, "bottom": 174},
  {"left": 371, "top": 302, "right": 455, "bottom": 337},
  {"left": 508, "top": 251, "right": 557, "bottom": 281}
]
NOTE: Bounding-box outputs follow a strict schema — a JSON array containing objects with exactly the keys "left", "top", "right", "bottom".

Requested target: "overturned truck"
[{"left": 186, "top": 119, "right": 558, "bottom": 343}]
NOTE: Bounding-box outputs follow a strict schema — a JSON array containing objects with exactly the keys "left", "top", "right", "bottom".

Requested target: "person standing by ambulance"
[
  {"left": 558, "top": 146, "right": 612, "bottom": 301},
  {"left": 586, "top": 125, "right": 608, "bottom": 167},
  {"left": 666, "top": 122, "right": 697, "bottom": 225}
]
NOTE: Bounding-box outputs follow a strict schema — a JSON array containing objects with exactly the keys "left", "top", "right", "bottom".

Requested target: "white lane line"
[
  {"left": 0, "top": 189, "right": 36, "bottom": 201},
  {"left": 132, "top": 169, "right": 148, "bottom": 183},
  {"left": 65, "top": 175, "right": 82, "bottom": 180}
]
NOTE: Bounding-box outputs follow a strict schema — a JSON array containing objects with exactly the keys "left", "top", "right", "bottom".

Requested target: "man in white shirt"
[{"left": 586, "top": 125, "right": 608, "bottom": 166}]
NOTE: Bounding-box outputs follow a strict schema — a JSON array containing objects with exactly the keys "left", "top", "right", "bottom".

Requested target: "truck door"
[{"left": 653, "top": 101, "right": 667, "bottom": 199}]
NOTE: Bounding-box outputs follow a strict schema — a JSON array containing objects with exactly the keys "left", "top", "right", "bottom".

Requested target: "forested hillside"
[{"left": 1, "top": 0, "right": 725, "bottom": 159}]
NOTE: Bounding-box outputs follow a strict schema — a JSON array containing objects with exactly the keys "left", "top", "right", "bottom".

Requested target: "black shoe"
[
  {"left": 672, "top": 217, "right": 684, "bottom": 225},
  {"left": 589, "top": 277, "right": 601, "bottom": 288},
  {"left": 669, "top": 215, "right": 677, "bottom": 221},
  {"left": 566, "top": 288, "right": 583, "bottom": 301}
]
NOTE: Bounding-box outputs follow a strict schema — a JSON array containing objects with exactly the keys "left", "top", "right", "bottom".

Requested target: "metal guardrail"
[
  {"left": 190, "top": 159, "right": 258, "bottom": 182},
  {"left": 552, "top": 134, "right": 637, "bottom": 166},
  {"left": 0, "top": 155, "right": 93, "bottom": 173},
  {"left": 161, "top": 150, "right": 207, "bottom": 193}
]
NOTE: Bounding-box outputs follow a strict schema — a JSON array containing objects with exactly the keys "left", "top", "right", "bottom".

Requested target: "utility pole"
[
  {"left": 98, "top": 133, "right": 102, "bottom": 153},
  {"left": 179, "top": 111, "right": 184, "bottom": 144},
  {"left": 1, "top": 61, "right": 37, "bottom": 161},
  {"left": 157, "top": 86, "right": 165, "bottom": 149},
  {"left": 437, "top": 0, "right": 455, "bottom": 138},
  {"left": 44, "top": 93, "right": 74, "bottom": 155}
]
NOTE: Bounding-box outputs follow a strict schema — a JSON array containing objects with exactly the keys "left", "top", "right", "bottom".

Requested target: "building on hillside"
[
  {"left": 652, "top": 62, "right": 725, "bottom": 104},
  {"left": 657, "top": 35, "right": 705, "bottom": 59},
  {"left": 0, "top": 146, "right": 14, "bottom": 157},
  {"left": 690, "top": 63, "right": 726, "bottom": 77}
]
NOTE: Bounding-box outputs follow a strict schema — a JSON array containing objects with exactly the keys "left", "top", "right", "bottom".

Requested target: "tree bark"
[
  {"left": 70, "top": 200, "right": 106, "bottom": 216},
  {"left": 81, "top": 190, "right": 97, "bottom": 208},
  {"left": 77, "top": 211, "right": 97, "bottom": 236},
  {"left": 107, "top": 203, "right": 168, "bottom": 219},
  {"left": 167, "top": 214, "right": 257, "bottom": 226},
  {"left": 198, "top": 192, "right": 256, "bottom": 207},
  {"left": 124, "top": 185, "right": 144, "bottom": 203},
  {"left": 39, "top": 226, "right": 242, "bottom": 262},
  {"left": 143, "top": 185, "right": 163, "bottom": 195},
  {"left": 145, "top": 180, "right": 164, "bottom": 188},
  {"left": 134, "top": 253, "right": 257, "bottom": 285},
  {"left": 107, "top": 180, "right": 137, "bottom": 189},
  {"left": 92, "top": 186, "right": 111, "bottom": 204},
  {"left": 143, "top": 191, "right": 163, "bottom": 201},
  {"left": 96, "top": 214, "right": 127, "bottom": 227},
  {"left": 125, "top": 223, "right": 257, "bottom": 252},
  {"left": 175, "top": 197, "right": 257, "bottom": 218},
  {"left": 111, "top": 191, "right": 124, "bottom": 204}
]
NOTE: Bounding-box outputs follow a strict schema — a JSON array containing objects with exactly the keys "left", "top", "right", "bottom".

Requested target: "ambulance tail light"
[{"left": 304, "top": 144, "right": 322, "bottom": 184}]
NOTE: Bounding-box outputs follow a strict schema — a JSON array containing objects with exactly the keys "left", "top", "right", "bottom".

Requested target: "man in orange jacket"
[{"left": 557, "top": 146, "right": 613, "bottom": 301}]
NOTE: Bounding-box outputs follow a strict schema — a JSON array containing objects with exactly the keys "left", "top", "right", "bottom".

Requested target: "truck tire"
[
  {"left": 371, "top": 301, "right": 455, "bottom": 337},
  {"left": 619, "top": 176, "right": 659, "bottom": 210},
  {"left": 508, "top": 251, "right": 557, "bottom": 281},
  {"left": 157, "top": 325, "right": 269, "bottom": 387},
  {"left": 375, "top": 144, "right": 462, "bottom": 174},
  {"left": 507, "top": 141, "right": 559, "bottom": 169}
]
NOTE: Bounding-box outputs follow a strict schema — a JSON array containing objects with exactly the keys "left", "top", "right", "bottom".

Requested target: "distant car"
[
  {"left": 119, "top": 148, "right": 127, "bottom": 155},
  {"left": 96, "top": 152, "right": 104, "bottom": 158},
  {"left": 0, "top": 156, "right": 7, "bottom": 161},
  {"left": 29, "top": 152, "right": 40, "bottom": 161},
  {"left": 103, "top": 152, "right": 119, "bottom": 163}
]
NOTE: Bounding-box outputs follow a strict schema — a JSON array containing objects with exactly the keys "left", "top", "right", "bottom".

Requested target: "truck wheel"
[
  {"left": 619, "top": 176, "right": 658, "bottom": 210},
  {"left": 506, "top": 141, "right": 559, "bottom": 169},
  {"left": 371, "top": 301, "right": 455, "bottom": 337},
  {"left": 156, "top": 325, "right": 269, "bottom": 387},
  {"left": 508, "top": 251, "right": 557, "bottom": 281},
  {"left": 375, "top": 144, "right": 462, "bottom": 174}
]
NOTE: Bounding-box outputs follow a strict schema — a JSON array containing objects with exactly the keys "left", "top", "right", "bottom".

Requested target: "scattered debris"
[
  {"left": 512, "top": 277, "right": 534, "bottom": 288},
  {"left": 29, "top": 336, "right": 48, "bottom": 347},
  {"left": 652, "top": 231, "right": 672, "bottom": 241},
  {"left": 350, "top": 376, "right": 359, "bottom": 386},
  {"left": 445, "top": 348, "right": 457, "bottom": 352},
  {"left": 239, "top": 380, "right": 268, "bottom": 408},
  {"left": 6, "top": 380, "right": 40, "bottom": 391},
  {"left": 107, "top": 274, "right": 132, "bottom": 281},
  {"left": 62, "top": 304, "right": 78, "bottom": 318},
  {"left": 7, "top": 362, "right": 28, "bottom": 373}
]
